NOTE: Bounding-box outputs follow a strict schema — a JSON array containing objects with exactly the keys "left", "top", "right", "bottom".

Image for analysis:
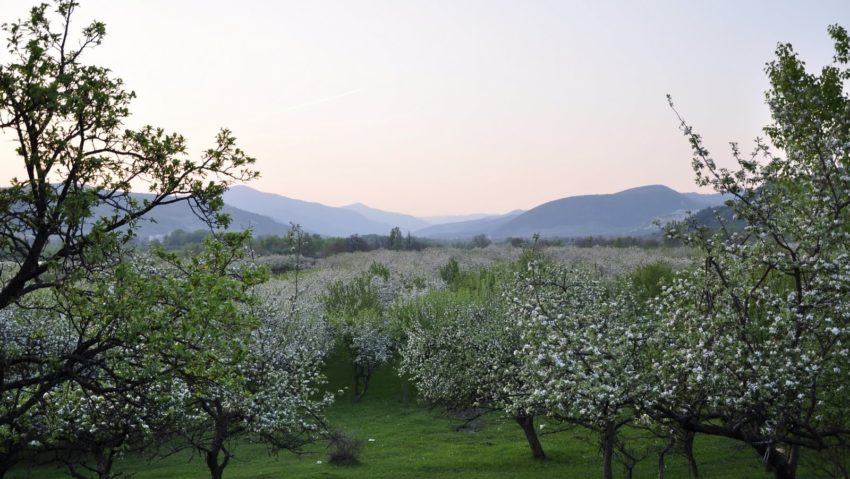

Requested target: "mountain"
[
  {"left": 421, "top": 213, "right": 502, "bottom": 224},
  {"left": 492, "top": 185, "right": 706, "bottom": 238},
  {"left": 415, "top": 211, "right": 524, "bottom": 239},
  {"left": 689, "top": 203, "right": 744, "bottom": 231},
  {"left": 95, "top": 184, "right": 737, "bottom": 241},
  {"left": 342, "top": 203, "right": 430, "bottom": 232},
  {"left": 92, "top": 193, "right": 289, "bottom": 240},
  {"left": 681, "top": 192, "right": 728, "bottom": 207},
  {"left": 223, "top": 186, "right": 395, "bottom": 237},
  {"left": 416, "top": 185, "right": 709, "bottom": 239}
]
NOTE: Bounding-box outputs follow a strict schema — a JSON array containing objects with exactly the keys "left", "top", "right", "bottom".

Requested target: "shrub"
[
  {"left": 438, "top": 258, "right": 460, "bottom": 284},
  {"left": 327, "top": 430, "right": 363, "bottom": 465}
]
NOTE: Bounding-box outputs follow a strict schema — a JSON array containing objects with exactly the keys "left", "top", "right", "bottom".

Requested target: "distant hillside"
[
  {"left": 112, "top": 184, "right": 736, "bottom": 241},
  {"left": 415, "top": 211, "right": 524, "bottom": 239},
  {"left": 223, "top": 186, "right": 396, "bottom": 237},
  {"left": 681, "top": 192, "right": 728, "bottom": 207},
  {"left": 93, "top": 193, "right": 288, "bottom": 240},
  {"left": 421, "top": 213, "right": 502, "bottom": 224},
  {"left": 498, "top": 185, "right": 704, "bottom": 238},
  {"left": 342, "top": 203, "right": 430, "bottom": 232},
  {"left": 688, "top": 203, "right": 744, "bottom": 231},
  {"left": 417, "top": 185, "right": 710, "bottom": 239}
]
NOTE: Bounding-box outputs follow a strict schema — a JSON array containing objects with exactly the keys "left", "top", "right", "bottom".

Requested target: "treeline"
[
  {"left": 152, "top": 226, "right": 432, "bottom": 257},
  {"left": 502, "top": 235, "right": 679, "bottom": 249},
  {"left": 153, "top": 229, "right": 681, "bottom": 258},
  {"left": 566, "top": 235, "right": 680, "bottom": 248}
]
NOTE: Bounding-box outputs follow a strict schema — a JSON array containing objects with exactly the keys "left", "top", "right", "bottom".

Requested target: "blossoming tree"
[
  {"left": 400, "top": 292, "right": 548, "bottom": 459},
  {"left": 510, "top": 261, "right": 648, "bottom": 479},
  {"left": 652, "top": 24, "right": 850, "bottom": 479}
]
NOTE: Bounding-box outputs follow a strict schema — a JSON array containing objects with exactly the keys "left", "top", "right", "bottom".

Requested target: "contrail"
[{"left": 280, "top": 88, "right": 362, "bottom": 112}]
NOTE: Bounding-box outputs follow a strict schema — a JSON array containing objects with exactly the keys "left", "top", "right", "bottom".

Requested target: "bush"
[
  {"left": 327, "top": 430, "right": 363, "bottom": 465},
  {"left": 367, "top": 261, "right": 391, "bottom": 281},
  {"left": 439, "top": 258, "right": 460, "bottom": 284}
]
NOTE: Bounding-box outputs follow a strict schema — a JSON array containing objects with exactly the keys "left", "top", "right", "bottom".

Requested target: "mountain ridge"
[{"left": 111, "top": 184, "right": 729, "bottom": 240}]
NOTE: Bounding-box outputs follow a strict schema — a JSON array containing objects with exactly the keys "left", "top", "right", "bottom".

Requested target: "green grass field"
[{"left": 10, "top": 354, "right": 780, "bottom": 479}]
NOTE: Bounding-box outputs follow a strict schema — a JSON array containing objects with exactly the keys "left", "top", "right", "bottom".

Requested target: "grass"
[{"left": 10, "top": 354, "right": 780, "bottom": 479}]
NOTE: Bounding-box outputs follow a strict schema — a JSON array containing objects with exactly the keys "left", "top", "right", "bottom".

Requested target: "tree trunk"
[
  {"left": 401, "top": 379, "right": 410, "bottom": 403},
  {"left": 0, "top": 445, "right": 21, "bottom": 478},
  {"left": 353, "top": 364, "right": 371, "bottom": 402},
  {"left": 514, "top": 415, "right": 546, "bottom": 460},
  {"left": 658, "top": 437, "right": 675, "bottom": 479},
  {"left": 658, "top": 452, "right": 665, "bottom": 479},
  {"left": 96, "top": 447, "right": 112, "bottom": 479},
  {"left": 788, "top": 444, "right": 800, "bottom": 478},
  {"left": 682, "top": 430, "right": 699, "bottom": 479},
  {"left": 760, "top": 445, "right": 796, "bottom": 479},
  {"left": 206, "top": 450, "right": 225, "bottom": 479},
  {"left": 361, "top": 371, "right": 371, "bottom": 400},
  {"left": 205, "top": 416, "right": 231, "bottom": 479},
  {"left": 602, "top": 421, "right": 616, "bottom": 479},
  {"left": 353, "top": 368, "right": 362, "bottom": 402}
]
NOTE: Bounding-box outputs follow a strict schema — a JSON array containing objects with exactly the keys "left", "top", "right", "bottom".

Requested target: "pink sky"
[{"left": 1, "top": 1, "right": 848, "bottom": 216}]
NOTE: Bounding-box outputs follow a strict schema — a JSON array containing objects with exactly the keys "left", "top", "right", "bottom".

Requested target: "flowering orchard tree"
[
  {"left": 400, "top": 295, "right": 547, "bottom": 459},
  {"left": 42, "top": 382, "right": 170, "bottom": 479},
  {"left": 511, "top": 261, "right": 647, "bottom": 479},
  {"left": 247, "top": 286, "right": 334, "bottom": 450},
  {"left": 0, "top": 0, "right": 256, "bottom": 309},
  {"left": 0, "top": 302, "right": 68, "bottom": 473},
  {"left": 0, "top": 233, "right": 266, "bottom": 476},
  {"left": 323, "top": 272, "right": 394, "bottom": 401},
  {"left": 174, "top": 283, "right": 334, "bottom": 479},
  {"left": 0, "top": 1, "right": 256, "bottom": 473},
  {"left": 652, "top": 25, "right": 850, "bottom": 479}
]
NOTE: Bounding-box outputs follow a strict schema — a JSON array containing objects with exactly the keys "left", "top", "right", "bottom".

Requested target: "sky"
[{"left": 1, "top": 1, "right": 849, "bottom": 216}]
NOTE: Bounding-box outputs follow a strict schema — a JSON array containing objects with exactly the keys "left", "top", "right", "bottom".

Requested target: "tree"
[
  {"left": 0, "top": 233, "right": 266, "bottom": 476},
  {"left": 175, "top": 284, "right": 333, "bottom": 479},
  {"left": 323, "top": 273, "right": 392, "bottom": 402},
  {"left": 400, "top": 293, "right": 548, "bottom": 459},
  {"left": 0, "top": 1, "right": 256, "bottom": 310},
  {"left": 43, "top": 381, "right": 170, "bottom": 479},
  {"left": 0, "top": 1, "right": 256, "bottom": 472},
  {"left": 510, "top": 261, "right": 648, "bottom": 479},
  {"left": 652, "top": 25, "right": 850, "bottom": 479},
  {"left": 471, "top": 234, "right": 491, "bottom": 249},
  {"left": 388, "top": 227, "right": 404, "bottom": 251}
]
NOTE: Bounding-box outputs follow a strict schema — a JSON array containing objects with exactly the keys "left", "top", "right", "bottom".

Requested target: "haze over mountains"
[{"left": 133, "top": 184, "right": 727, "bottom": 241}]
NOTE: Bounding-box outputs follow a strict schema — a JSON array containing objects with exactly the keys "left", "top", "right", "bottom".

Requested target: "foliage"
[
  {"left": 0, "top": 1, "right": 256, "bottom": 310},
  {"left": 0, "top": 232, "right": 267, "bottom": 477},
  {"left": 654, "top": 24, "right": 850, "bottom": 479},
  {"left": 388, "top": 227, "right": 404, "bottom": 251},
  {"left": 510, "top": 260, "right": 651, "bottom": 478},
  {"left": 367, "top": 262, "right": 391, "bottom": 281},
  {"left": 174, "top": 283, "right": 334, "bottom": 479},
  {"left": 438, "top": 257, "right": 460, "bottom": 285},
  {"left": 323, "top": 272, "right": 393, "bottom": 402},
  {"left": 471, "top": 234, "right": 492, "bottom": 249},
  {"left": 400, "top": 283, "right": 549, "bottom": 459},
  {"left": 0, "top": 2, "right": 258, "bottom": 474},
  {"left": 628, "top": 262, "right": 674, "bottom": 304}
]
